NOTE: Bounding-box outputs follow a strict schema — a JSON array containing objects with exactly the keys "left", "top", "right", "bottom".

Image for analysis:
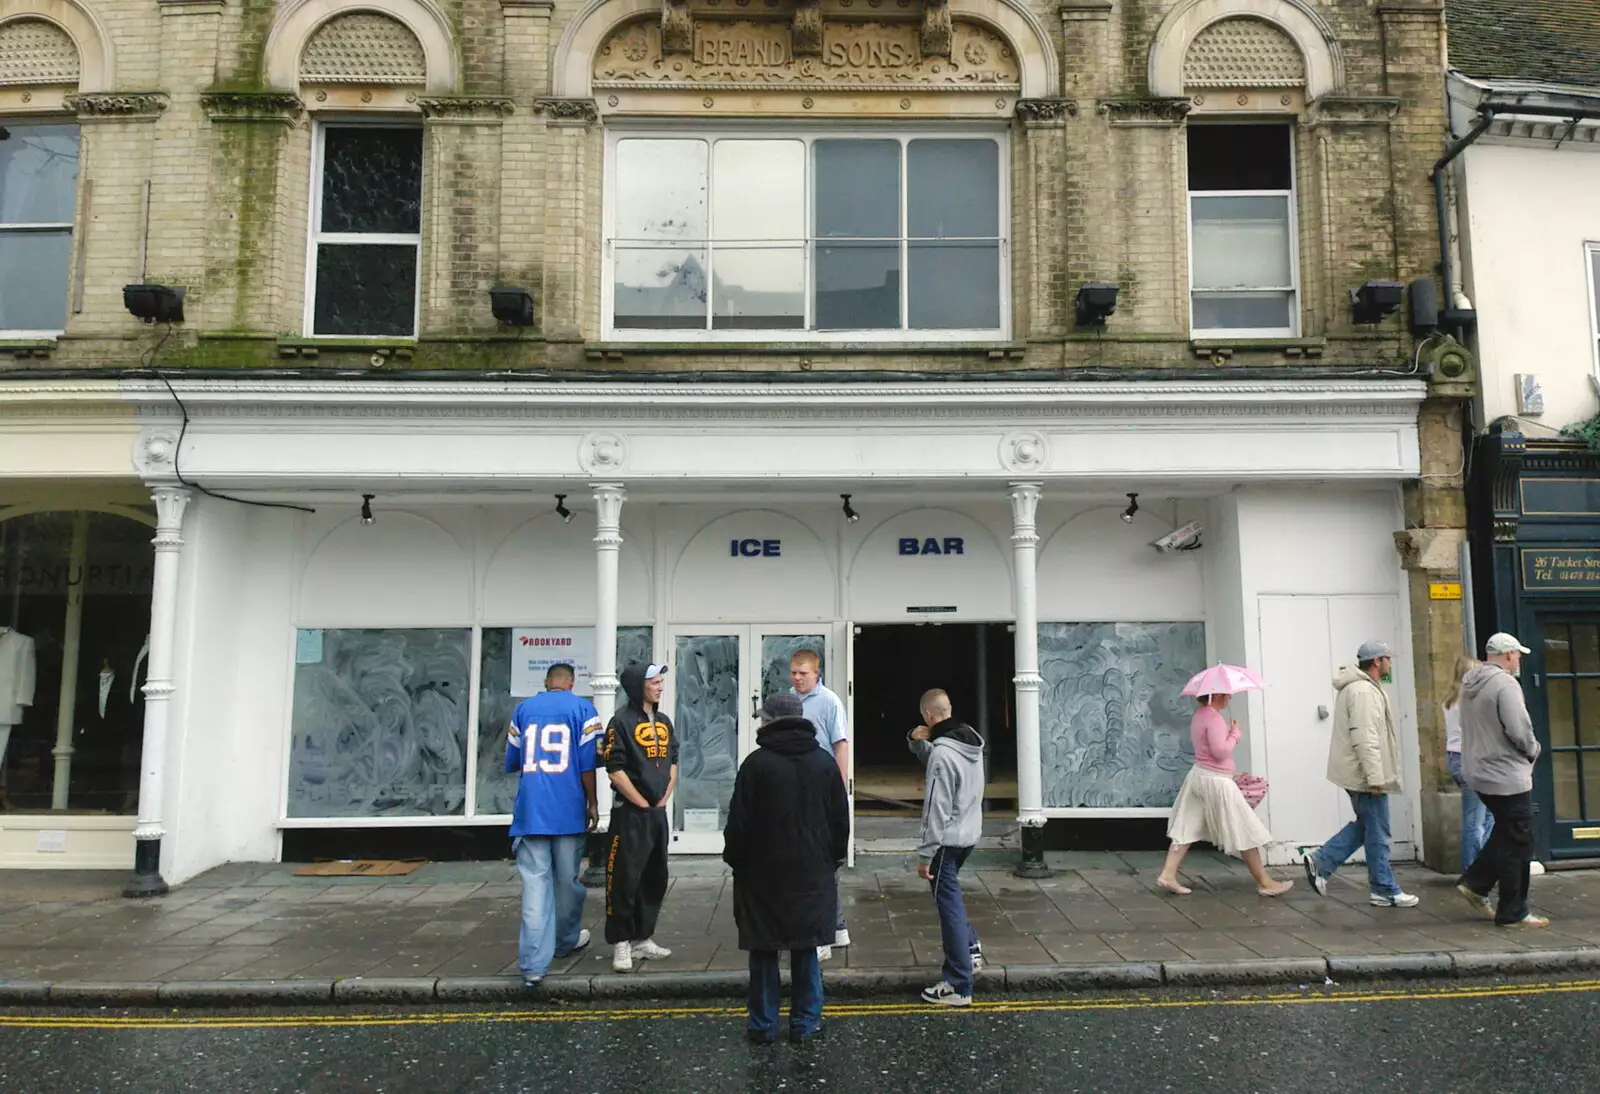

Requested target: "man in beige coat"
[{"left": 1300, "top": 640, "right": 1420, "bottom": 907}]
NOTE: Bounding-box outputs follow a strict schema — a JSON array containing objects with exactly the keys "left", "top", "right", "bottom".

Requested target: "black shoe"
[
  {"left": 746, "top": 1029, "right": 775, "bottom": 1045},
  {"left": 789, "top": 1024, "right": 826, "bottom": 1044}
]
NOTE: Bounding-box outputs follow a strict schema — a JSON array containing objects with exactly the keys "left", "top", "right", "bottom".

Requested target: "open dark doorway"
[{"left": 852, "top": 623, "right": 1015, "bottom": 820}]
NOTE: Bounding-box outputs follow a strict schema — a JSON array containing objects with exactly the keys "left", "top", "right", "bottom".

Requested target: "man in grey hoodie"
[
  {"left": 1457, "top": 633, "right": 1547, "bottom": 928},
  {"left": 908, "top": 688, "right": 985, "bottom": 1007}
]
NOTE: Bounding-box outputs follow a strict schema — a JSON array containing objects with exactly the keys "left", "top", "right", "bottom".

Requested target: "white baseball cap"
[
  {"left": 1485, "top": 633, "right": 1531, "bottom": 656},
  {"left": 644, "top": 663, "right": 668, "bottom": 679}
]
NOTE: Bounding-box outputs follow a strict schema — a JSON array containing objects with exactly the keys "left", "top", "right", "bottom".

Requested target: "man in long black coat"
[{"left": 723, "top": 691, "right": 850, "bottom": 1045}]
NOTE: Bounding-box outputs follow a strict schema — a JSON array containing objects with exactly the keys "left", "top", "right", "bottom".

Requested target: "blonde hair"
[
  {"left": 1443, "top": 654, "right": 1479, "bottom": 709},
  {"left": 790, "top": 649, "right": 821, "bottom": 671}
]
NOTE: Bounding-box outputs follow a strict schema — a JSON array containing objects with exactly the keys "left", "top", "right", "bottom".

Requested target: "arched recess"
[
  {"left": 673, "top": 511, "right": 834, "bottom": 623},
  {"left": 554, "top": 0, "right": 1059, "bottom": 99},
  {"left": 847, "top": 508, "right": 1010, "bottom": 621},
  {"left": 482, "top": 513, "right": 652, "bottom": 623},
  {"left": 263, "top": 0, "right": 459, "bottom": 93},
  {"left": 0, "top": 0, "right": 111, "bottom": 91},
  {"left": 1037, "top": 506, "right": 1205, "bottom": 622},
  {"left": 1147, "top": 0, "right": 1342, "bottom": 100},
  {"left": 0, "top": 502, "right": 154, "bottom": 528},
  {"left": 299, "top": 512, "right": 472, "bottom": 624}
]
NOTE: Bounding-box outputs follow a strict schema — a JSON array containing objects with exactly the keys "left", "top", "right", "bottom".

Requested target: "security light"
[
  {"left": 1121, "top": 493, "right": 1139, "bottom": 524},
  {"left": 1350, "top": 281, "right": 1404, "bottom": 325},
  {"left": 555, "top": 494, "right": 573, "bottom": 523},
  {"left": 360, "top": 495, "right": 375, "bottom": 526},
  {"left": 1075, "top": 283, "right": 1119, "bottom": 328},
  {"left": 123, "top": 284, "right": 186, "bottom": 324},
  {"left": 841, "top": 494, "right": 860, "bottom": 524},
  {"left": 489, "top": 287, "right": 536, "bottom": 327}
]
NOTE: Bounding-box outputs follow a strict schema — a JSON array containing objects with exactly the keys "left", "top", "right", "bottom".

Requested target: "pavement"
[{"left": 2, "top": 851, "right": 1598, "bottom": 1007}]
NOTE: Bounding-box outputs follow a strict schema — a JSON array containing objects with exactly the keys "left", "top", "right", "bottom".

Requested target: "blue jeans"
[
  {"left": 747, "top": 948, "right": 823, "bottom": 1039},
  {"left": 1310, "top": 791, "right": 1399, "bottom": 897},
  {"left": 515, "top": 834, "right": 587, "bottom": 978},
  {"left": 1447, "top": 751, "right": 1494, "bottom": 871},
  {"left": 929, "top": 845, "right": 980, "bottom": 996}
]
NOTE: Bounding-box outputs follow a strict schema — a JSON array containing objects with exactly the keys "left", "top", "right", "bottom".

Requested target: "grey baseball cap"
[
  {"left": 758, "top": 692, "right": 804, "bottom": 721},
  {"left": 1356, "top": 640, "right": 1393, "bottom": 661}
]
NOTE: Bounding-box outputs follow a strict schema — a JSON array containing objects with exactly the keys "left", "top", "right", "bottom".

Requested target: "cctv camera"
[{"left": 1151, "top": 521, "right": 1203, "bottom": 553}]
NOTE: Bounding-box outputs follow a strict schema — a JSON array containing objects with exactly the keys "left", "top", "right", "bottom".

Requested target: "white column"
[
  {"left": 1009, "top": 482, "right": 1050, "bottom": 876},
  {"left": 590, "top": 483, "right": 626, "bottom": 829},
  {"left": 49, "top": 511, "right": 88, "bottom": 810},
  {"left": 126, "top": 485, "right": 191, "bottom": 896}
]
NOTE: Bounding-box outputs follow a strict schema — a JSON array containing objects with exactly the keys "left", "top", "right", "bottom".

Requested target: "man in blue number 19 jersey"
[{"left": 506, "top": 663, "right": 602, "bottom": 986}]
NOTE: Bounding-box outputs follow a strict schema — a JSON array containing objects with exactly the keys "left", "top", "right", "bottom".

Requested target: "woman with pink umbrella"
[{"left": 1155, "top": 663, "right": 1293, "bottom": 897}]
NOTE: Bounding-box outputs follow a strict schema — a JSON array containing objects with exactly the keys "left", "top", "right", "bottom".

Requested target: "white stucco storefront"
[{"left": 54, "top": 377, "right": 1427, "bottom": 885}]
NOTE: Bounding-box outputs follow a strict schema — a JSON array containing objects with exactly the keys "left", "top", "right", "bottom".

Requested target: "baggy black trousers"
[{"left": 605, "top": 802, "right": 670, "bottom": 945}]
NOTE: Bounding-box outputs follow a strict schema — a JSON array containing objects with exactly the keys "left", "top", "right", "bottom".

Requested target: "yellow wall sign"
[{"left": 1429, "top": 582, "right": 1463, "bottom": 600}]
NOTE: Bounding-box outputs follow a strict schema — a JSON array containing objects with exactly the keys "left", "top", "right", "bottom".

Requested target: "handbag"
[{"left": 1234, "top": 772, "right": 1269, "bottom": 808}]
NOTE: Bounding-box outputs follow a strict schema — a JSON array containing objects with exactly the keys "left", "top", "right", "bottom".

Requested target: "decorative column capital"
[
  {"left": 1008, "top": 481, "right": 1042, "bottom": 543},
  {"left": 200, "top": 91, "right": 305, "bottom": 124},
  {"left": 151, "top": 486, "right": 192, "bottom": 546},
  {"left": 592, "top": 483, "right": 626, "bottom": 545},
  {"left": 1096, "top": 97, "right": 1192, "bottom": 127},
  {"left": 534, "top": 97, "right": 599, "bottom": 126},
  {"left": 1015, "top": 98, "right": 1079, "bottom": 125},
  {"left": 417, "top": 96, "right": 516, "bottom": 122},
  {"left": 65, "top": 91, "right": 170, "bottom": 120}
]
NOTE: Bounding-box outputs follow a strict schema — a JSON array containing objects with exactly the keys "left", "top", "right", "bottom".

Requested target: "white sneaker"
[
  {"left": 1529, "top": 861, "right": 1546, "bottom": 877},
  {"left": 632, "top": 938, "right": 672, "bottom": 960},
  {"left": 1370, "top": 891, "right": 1420, "bottom": 908},
  {"left": 612, "top": 941, "right": 633, "bottom": 972},
  {"left": 834, "top": 929, "right": 851, "bottom": 947},
  {"left": 816, "top": 945, "right": 832, "bottom": 961},
  {"left": 558, "top": 928, "right": 591, "bottom": 958},
  {"left": 920, "top": 980, "right": 972, "bottom": 1007},
  {"left": 1301, "top": 852, "right": 1328, "bottom": 897},
  {"left": 969, "top": 942, "right": 985, "bottom": 970}
]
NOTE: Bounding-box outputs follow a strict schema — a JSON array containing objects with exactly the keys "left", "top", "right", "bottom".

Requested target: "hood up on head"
[
  {"left": 619, "top": 661, "right": 651, "bottom": 709},
  {"left": 756, "top": 715, "right": 820, "bottom": 755}
]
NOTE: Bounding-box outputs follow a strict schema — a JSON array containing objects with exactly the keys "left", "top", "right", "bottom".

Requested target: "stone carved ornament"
[
  {"left": 0, "top": 17, "right": 81, "bottom": 87},
  {"left": 300, "top": 12, "right": 427, "bottom": 85},
  {"left": 594, "top": 18, "right": 1019, "bottom": 89},
  {"left": 1182, "top": 16, "right": 1305, "bottom": 90}
]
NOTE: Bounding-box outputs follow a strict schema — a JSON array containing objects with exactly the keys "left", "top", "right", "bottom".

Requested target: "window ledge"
[
  {"left": 0, "top": 337, "right": 60, "bottom": 359},
  {"left": 586, "top": 341, "right": 1027, "bottom": 358},
  {"left": 276, "top": 336, "right": 417, "bottom": 361},
  {"left": 1191, "top": 337, "right": 1328, "bottom": 359}
]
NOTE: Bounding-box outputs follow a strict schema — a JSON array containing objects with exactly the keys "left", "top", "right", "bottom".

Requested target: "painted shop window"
[
  {"left": 1187, "top": 124, "right": 1299, "bottom": 338},
  {"left": 307, "top": 124, "right": 423, "bottom": 337},
  {"left": 287, "top": 628, "right": 471, "bottom": 818},
  {"left": 473, "top": 625, "right": 654, "bottom": 816},
  {"left": 1587, "top": 243, "right": 1600, "bottom": 381},
  {"left": 0, "top": 510, "right": 155, "bottom": 815},
  {"left": 0, "top": 122, "right": 79, "bottom": 335},
  {"left": 606, "top": 131, "right": 1007, "bottom": 340},
  {"left": 1037, "top": 622, "right": 1208, "bottom": 810}
]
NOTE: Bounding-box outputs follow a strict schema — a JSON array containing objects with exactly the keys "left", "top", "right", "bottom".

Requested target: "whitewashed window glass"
[
  {"left": 1588, "top": 243, "right": 1600, "bottom": 380},
  {"left": 0, "top": 122, "right": 78, "bottom": 334},
  {"left": 608, "top": 132, "right": 1005, "bottom": 339},
  {"left": 1188, "top": 124, "right": 1297, "bottom": 336},
  {"left": 308, "top": 124, "right": 422, "bottom": 337}
]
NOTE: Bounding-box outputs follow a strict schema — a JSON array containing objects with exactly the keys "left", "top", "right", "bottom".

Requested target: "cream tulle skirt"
[{"left": 1166, "top": 764, "right": 1273, "bottom": 856}]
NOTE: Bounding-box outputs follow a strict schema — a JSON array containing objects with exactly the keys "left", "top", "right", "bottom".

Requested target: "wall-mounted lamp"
[
  {"left": 1121, "top": 493, "right": 1139, "bottom": 524},
  {"left": 360, "top": 494, "right": 375, "bottom": 526},
  {"left": 555, "top": 494, "right": 573, "bottom": 524},
  {"left": 840, "top": 494, "right": 860, "bottom": 524},
  {"left": 1075, "top": 282, "right": 1119, "bottom": 328},
  {"left": 489, "top": 286, "right": 536, "bottom": 327},
  {"left": 1349, "top": 280, "right": 1404, "bottom": 325},
  {"left": 123, "top": 284, "right": 186, "bottom": 324}
]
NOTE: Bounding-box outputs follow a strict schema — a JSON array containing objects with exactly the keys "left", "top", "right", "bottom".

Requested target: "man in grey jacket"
[
  {"left": 908, "top": 688, "right": 985, "bottom": 1007},
  {"left": 1457, "top": 633, "right": 1548, "bottom": 928}
]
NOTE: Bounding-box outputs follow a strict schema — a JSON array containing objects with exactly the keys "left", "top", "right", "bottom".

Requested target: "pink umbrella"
[{"left": 1180, "top": 663, "right": 1267, "bottom": 697}]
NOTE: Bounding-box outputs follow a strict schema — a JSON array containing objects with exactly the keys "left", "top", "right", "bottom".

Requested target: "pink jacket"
[{"left": 1191, "top": 706, "right": 1240, "bottom": 774}]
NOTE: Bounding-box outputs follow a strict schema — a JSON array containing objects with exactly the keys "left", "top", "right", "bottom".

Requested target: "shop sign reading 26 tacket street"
[{"left": 1521, "top": 549, "right": 1600, "bottom": 591}]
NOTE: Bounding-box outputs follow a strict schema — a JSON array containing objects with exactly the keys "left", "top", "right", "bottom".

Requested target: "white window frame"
[
  {"left": 303, "top": 119, "right": 423, "bottom": 339},
  {"left": 1186, "top": 121, "right": 1300, "bottom": 340},
  {"left": 1587, "top": 241, "right": 1600, "bottom": 387},
  {"left": 0, "top": 119, "right": 78, "bottom": 339},
  {"left": 601, "top": 123, "right": 1011, "bottom": 343}
]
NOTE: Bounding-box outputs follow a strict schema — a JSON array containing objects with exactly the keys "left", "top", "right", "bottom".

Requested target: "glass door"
[
  {"left": 754, "top": 626, "right": 846, "bottom": 862},
  {"left": 1537, "top": 617, "right": 1600, "bottom": 857}
]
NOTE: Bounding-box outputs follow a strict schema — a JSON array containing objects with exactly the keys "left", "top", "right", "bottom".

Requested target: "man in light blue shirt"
[{"left": 790, "top": 648, "right": 850, "bottom": 956}]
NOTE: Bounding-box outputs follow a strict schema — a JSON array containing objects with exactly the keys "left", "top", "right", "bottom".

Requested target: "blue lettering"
[
  {"left": 731, "top": 539, "right": 739, "bottom": 557},
  {"left": 922, "top": 538, "right": 941, "bottom": 556},
  {"left": 738, "top": 538, "right": 763, "bottom": 557},
  {"left": 899, "top": 538, "right": 919, "bottom": 555},
  {"left": 762, "top": 539, "right": 781, "bottom": 557},
  {"left": 943, "top": 538, "right": 964, "bottom": 555}
]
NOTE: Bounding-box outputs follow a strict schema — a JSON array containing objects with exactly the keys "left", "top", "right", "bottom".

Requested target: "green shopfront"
[{"left": 1473, "top": 426, "right": 1600, "bottom": 860}]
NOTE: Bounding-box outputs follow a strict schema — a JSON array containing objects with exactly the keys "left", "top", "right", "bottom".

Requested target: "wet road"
[{"left": 3, "top": 977, "right": 1597, "bottom": 1093}]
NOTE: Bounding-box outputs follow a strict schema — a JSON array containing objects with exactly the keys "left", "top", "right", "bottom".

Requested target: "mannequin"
[{"left": 0, "top": 625, "right": 37, "bottom": 781}]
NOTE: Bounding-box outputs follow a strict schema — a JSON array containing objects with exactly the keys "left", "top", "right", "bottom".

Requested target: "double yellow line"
[{"left": 3, "top": 978, "right": 1597, "bottom": 1031}]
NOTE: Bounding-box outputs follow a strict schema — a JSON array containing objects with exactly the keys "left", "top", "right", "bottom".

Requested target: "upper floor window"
[
  {"left": 0, "top": 122, "right": 79, "bottom": 335},
  {"left": 1187, "top": 123, "right": 1297, "bottom": 338},
  {"left": 307, "top": 123, "right": 422, "bottom": 337},
  {"left": 605, "top": 130, "right": 1007, "bottom": 341}
]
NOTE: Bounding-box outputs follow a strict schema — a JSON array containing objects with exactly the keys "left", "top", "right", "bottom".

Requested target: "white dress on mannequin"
[{"left": 0, "top": 627, "right": 37, "bottom": 768}]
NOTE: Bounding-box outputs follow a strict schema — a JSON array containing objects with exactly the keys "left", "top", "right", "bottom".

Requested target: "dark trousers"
[
  {"left": 746, "top": 949, "right": 823, "bottom": 1040},
  {"left": 1459, "top": 790, "right": 1534, "bottom": 925},
  {"left": 605, "top": 803, "right": 669, "bottom": 944},
  {"left": 929, "top": 845, "right": 980, "bottom": 996}
]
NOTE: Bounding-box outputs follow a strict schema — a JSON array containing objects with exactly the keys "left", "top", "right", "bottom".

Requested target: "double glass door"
[
  {"left": 1535, "top": 617, "right": 1600, "bottom": 857},
  {"left": 663, "top": 625, "right": 834, "bottom": 854}
]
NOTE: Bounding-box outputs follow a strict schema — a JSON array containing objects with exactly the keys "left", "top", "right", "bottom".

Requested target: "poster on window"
[{"left": 510, "top": 628, "right": 596, "bottom": 697}]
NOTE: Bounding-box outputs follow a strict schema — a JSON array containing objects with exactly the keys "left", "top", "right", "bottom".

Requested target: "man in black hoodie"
[
  {"left": 602, "top": 661, "right": 678, "bottom": 972},
  {"left": 724, "top": 691, "right": 849, "bottom": 1045}
]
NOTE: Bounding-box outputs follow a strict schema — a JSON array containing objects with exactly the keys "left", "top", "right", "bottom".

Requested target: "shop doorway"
[{"left": 851, "top": 623, "right": 1015, "bottom": 831}]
